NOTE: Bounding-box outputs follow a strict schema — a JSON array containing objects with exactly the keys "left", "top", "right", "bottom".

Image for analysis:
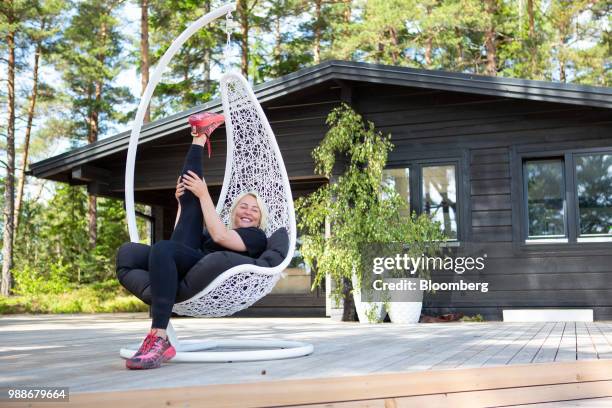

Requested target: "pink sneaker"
[
  {"left": 126, "top": 331, "right": 176, "bottom": 370},
  {"left": 188, "top": 112, "right": 225, "bottom": 158}
]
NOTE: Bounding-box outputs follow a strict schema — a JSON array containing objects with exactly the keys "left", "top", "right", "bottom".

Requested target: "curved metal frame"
[
  {"left": 120, "top": 339, "right": 314, "bottom": 363},
  {"left": 121, "top": 2, "right": 311, "bottom": 363}
]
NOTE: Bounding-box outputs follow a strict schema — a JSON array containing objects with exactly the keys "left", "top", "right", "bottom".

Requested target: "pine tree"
[
  {"left": 563, "top": 0, "right": 610, "bottom": 86},
  {"left": 259, "top": 0, "right": 318, "bottom": 78},
  {"left": 332, "top": 0, "right": 411, "bottom": 65},
  {"left": 0, "top": 0, "right": 34, "bottom": 296},
  {"left": 53, "top": 0, "right": 132, "bottom": 249},
  {"left": 14, "top": 0, "right": 67, "bottom": 237}
]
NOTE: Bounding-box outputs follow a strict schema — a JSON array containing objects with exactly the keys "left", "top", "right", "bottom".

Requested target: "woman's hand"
[
  {"left": 175, "top": 176, "right": 185, "bottom": 204},
  {"left": 182, "top": 170, "right": 208, "bottom": 199}
]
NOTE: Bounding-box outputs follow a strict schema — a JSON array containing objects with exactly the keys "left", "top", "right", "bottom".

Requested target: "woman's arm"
[{"left": 181, "top": 170, "right": 247, "bottom": 252}]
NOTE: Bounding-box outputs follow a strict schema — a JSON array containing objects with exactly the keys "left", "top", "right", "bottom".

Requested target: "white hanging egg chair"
[{"left": 120, "top": 2, "right": 313, "bottom": 362}]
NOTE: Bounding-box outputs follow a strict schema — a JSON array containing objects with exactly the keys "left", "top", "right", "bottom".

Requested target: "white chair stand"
[{"left": 120, "top": 2, "right": 313, "bottom": 363}]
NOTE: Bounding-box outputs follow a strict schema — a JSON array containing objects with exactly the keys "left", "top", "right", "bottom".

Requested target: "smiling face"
[{"left": 232, "top": 194, "right": 262, "bottom": 229}]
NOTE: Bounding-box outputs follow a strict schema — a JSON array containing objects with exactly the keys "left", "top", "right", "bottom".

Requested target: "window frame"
[
  {"left": 522, "top": 156, "right": 568, "bottom": 243},
  {"left": 573, "top": 150, "right": 612, "bottom": 241},
  {"left": 384, "top": 155, "right": 466, "bottom": 243},
  {"left": 512, "top": 145, "right": 612, "bottom": 253}
]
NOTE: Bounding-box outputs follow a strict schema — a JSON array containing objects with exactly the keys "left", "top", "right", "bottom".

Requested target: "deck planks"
[
  {"left": 4, "top": 360, "right": 612, "bottom": 408},
  {"left": 1, "top": 314, "right": 612, "bottom": 396}
]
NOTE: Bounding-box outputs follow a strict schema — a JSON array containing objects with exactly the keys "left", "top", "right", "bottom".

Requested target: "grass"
[{"left": 0, "top": 281, "right": 148, "bottom": 314}]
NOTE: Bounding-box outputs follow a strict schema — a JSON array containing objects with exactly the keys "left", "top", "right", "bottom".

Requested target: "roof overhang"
[{"left": 29, "top": 60, "right": 612, "bottom": 179}]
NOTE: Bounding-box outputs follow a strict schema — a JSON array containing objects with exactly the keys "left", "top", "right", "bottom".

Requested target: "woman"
[{"left": 116, "top": 112, "right": 268, "bottom": 370}]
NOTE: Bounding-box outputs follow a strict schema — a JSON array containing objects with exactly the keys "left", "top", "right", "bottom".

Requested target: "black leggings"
[{"left": 118, "top": 144, "right": 210, "bottom": 329}]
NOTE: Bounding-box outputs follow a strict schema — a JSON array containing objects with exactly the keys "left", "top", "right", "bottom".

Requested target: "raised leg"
[{"left": 171, "top": 143, "right": 205, "bottom": 249}]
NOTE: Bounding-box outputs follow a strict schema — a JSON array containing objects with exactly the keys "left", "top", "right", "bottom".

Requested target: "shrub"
[{"left": 12, "top": 263, "right": 74, "bottom": 296}]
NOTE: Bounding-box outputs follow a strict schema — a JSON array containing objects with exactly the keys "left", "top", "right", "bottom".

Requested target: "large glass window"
[
  {"left": 520, "top": 149, "right": 612, "bottom": 244},
  {"left": 383, "top": 162, "right": 460, "bottom": 241},
  {"left": 422, "top": 165, "right": 457, "bottom": 240},
  {"left": 523, "top": 159, "right": 566, "bottom": 239},
  {"left": 575, "top": 153, "right": 612, "bottom": 238}
]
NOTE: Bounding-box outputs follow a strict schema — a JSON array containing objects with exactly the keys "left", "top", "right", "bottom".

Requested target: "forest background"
[{"left": 0, "top": 0, "right": 609, "bottom": 312}]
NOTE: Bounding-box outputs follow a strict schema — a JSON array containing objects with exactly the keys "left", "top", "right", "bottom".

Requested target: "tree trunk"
[
  {"left": 424, "top": 5, "right": 433, "bottom": 68},
  {"left": 527, "top": 0, "right": 536, "bottom": 48},
  {"left": 343, "top": 0, "right": 351, "bottom": 23},
  {"left": 88, "top": 20, "right": 108, "bottom": 250},
  {"left": 203, "top": 0, "right": 211, "bottom": 88},
  {"left": 558, "top": 15, "right": 568, "bottom": 83},
  {"left": 140, "top": 0, "right": 150, "bottom": 123},
  {"left": 484, "top": 0, "right": 497, "bottom": 76},
  {"left": 273, "top": 13, "right": 281, "bottom": 72},
  {"left": 425, "top": 36, "right": 433, "bottom": 67},
  {"left": 342, "top": 276, "right": 357, "bottom": 321},
  {"left": 15, "top": 36, "right": 42, "bottom": 237},
  {"left": 313, "top": 0, "right": 322, "bottom": 64},
  {"left": 455, "top": 28, "right": 464, "bottom": 70},
  {"left": 527, "top": 0, "right": 535, "bottom": 37},
  {"left": 2, "top": 5, "right": 16, "bottom": 296},
  {"left": 389, "top": 27, "right": 399, "bottom": 65},
  {"left": 559, "top": 55, "right": 566, "bottom": 82},
  {"left": 527, "top": 0, "right": 538, "bottom": 78}
]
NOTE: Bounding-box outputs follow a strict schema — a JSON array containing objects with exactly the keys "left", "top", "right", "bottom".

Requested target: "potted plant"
[
  {"left": 382, "top": 214, "right": 445, "bottom": 324},
  {"left": 296, "top": 104, "right": 444, "bottom": 323}
]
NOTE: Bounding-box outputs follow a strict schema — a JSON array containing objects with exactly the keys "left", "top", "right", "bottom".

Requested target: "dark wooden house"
[{"left": 29, "top": 61, "right": 612, "bottom": 320}]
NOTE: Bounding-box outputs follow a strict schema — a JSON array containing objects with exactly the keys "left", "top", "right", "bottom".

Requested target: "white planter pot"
[
  {"left": 387, "top": 277, "right": 423, "bottom": 324},
  {"left": 387, "top": 301, "right": 423, "bottom": 324},
  {"left": 351, "top": 273, "right": 386, "bottom": 324}
]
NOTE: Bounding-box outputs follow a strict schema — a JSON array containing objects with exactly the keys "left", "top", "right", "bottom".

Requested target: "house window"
[
  {"left": 519, "top": 148, "right": 612, "bottom": 244},
  {"left": 422, "top": 165, "right": 458, "bottom": 240},
  {"left": 575, "top": 153, "right": 612, "bottom": 239},
  {"left": 383, "top": 161, "right": 460, "bottom": 241},
  {"left": 523, "top": 158, "right": 566, "bottom": 240}
]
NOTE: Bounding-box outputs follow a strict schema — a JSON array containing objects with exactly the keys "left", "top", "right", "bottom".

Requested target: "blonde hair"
[{"left": 229, "top": 191, "right": 268, "bottom": 231}]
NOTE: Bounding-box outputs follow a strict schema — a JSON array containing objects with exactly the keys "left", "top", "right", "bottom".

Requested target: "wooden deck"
[{"left": 2, "top": 314, "right": 612, "bottom": 406}]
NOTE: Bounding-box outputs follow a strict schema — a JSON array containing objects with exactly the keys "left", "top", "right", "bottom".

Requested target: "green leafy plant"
[
  {"left": 12, "top": 261, "right": 74, "bottom": 296},
  {"left": 364, "top": 303, "right": 383, "bottom": 323},
  {"left": 296, "top": 104, "right": 446, "bottom": 316}
]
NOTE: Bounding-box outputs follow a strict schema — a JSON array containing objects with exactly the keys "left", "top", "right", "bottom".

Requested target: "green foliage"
[
  {"left": 11, "top": 182, "right": 136, "bottom": 292},
  {"left": 91, "top": 196, "right": 131, "bottom": 281},
  {"left": 296, "top": 104, "right": 446, "bottom": 303},
  {"left": 364, "top": 303, "right": 383, "bottom": 324},
  {"left": 148, "top": 0, "right": 223, "bottom": 117},
  {"left": 12, "top": 263, "right": 73, "bottom": 295},
  {"left": 52, "top": 0, "right": 133, "bottom": 142},
  {"left": 0, "top": 280, "right": 148, "bottom": 314}
]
